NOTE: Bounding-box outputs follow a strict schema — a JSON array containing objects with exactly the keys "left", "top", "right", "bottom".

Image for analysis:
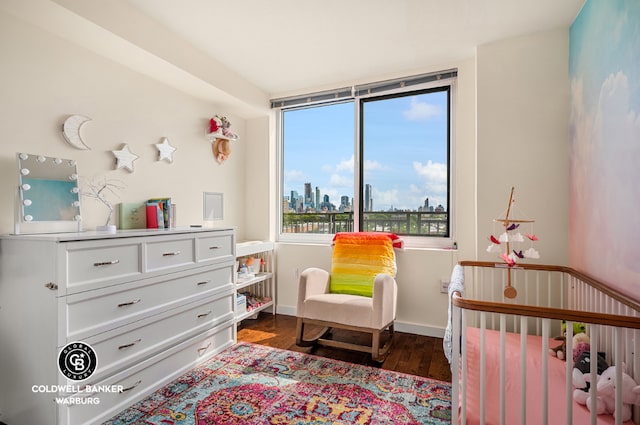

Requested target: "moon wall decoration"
[{"left": 62, "top": 114, "right": 92, "bottom": 150}]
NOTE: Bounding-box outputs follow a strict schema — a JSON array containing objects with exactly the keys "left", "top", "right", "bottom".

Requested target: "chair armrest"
[
  {"left": 297, "top": 267, "right": 330, "bottom": 316},
  {"left": 372, "top": 273, "right": 398, "bottom": 329}
]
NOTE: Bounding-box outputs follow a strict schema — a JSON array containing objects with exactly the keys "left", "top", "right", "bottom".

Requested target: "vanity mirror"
[{"left": 14, "top": 153, "right": 82, "bottom": 234}]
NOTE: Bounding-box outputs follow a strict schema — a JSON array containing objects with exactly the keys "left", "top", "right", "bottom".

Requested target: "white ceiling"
[
  {"left": 127, "top": 0, "right": 585, "bottom": 96},
  {"left": 1, "top": 0, "right": 585, "bottom": 116}
]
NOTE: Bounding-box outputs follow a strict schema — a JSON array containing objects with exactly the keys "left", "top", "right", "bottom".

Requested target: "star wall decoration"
[
  {"left": 112, "top": 143, "right": 139, "bottom": 172},
  {"left": 155, "top": 137, "right": 176, "bottom": 163}
]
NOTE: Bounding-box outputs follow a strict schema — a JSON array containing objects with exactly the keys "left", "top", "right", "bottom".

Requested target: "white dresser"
[{"left": 0, "top": 227, "right": 237, "bottom": 425}]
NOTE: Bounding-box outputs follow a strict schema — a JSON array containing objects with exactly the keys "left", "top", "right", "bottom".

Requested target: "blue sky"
[{"left": 283, "top": 89, "right": 449, "bottom": 211}]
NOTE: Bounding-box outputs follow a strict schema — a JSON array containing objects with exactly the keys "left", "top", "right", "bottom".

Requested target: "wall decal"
[
  {"left": 112, "top": 143, "right": 139, "bottom": 172},
  {"left": 62, "top": 114, "right": 92, "bottom": 150},
  {"left": 155, "top": 137, "right": 176, "bottom": 163}
]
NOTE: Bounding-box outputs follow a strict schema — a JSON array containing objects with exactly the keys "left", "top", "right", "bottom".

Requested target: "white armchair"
[{"left": 295, "top": 232, "right": 399, "bottom": 362}]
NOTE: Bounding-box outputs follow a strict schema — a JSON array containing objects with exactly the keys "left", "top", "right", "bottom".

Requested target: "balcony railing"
[{"left": 282, "top": 211, "right": 448, "bottom": 236}]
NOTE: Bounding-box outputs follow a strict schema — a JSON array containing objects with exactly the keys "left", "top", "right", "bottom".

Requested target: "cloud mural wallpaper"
[{"left": 570, "top": 0, "right": 640, "bottom": 300}]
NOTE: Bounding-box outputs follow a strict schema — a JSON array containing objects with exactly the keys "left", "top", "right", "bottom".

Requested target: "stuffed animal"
[
  {"left": 572, "top": 350, "right": 609, "bottom": 405},
  {"left": 576, "top": 364, "right": 640, "bottom": 422},
  {"left": 550, "top": 332, "right": 590, "bottom": 361}
]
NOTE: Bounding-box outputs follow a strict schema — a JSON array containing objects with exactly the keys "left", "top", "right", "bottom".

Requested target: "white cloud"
[
  {"left": 329, "top": 173, "right": 352, "bottom": 188},
  {"left": 402, "top": 97, "right": 442, "bottom": 121},
  {"left": 285, "top": 169, "right": 305, "bottom": 182},
  {"left": 364, "top": 159, "right": 383, "bottom": 171},
  {"left": 335, "top": 156, "right": 354, "bottom": 172},
  {"left": 412, "top": 160, "right": 448, "bottom": 194}
]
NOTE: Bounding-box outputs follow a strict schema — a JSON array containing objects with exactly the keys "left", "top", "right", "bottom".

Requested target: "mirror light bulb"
[
  {"left": 36, "top": 156, "right": 46, "bottom": 163},
  {"left": 24, "top": 215, "right": 33, "bottom": 222},
  {"left": 19, "top": 153, "right": 28, "bottom": 160},
  {"left": 20, "top": 168, "right": 30, "bottom": 176},
  {"left": 54, "top": 158, "right": 62, "bottom": 165},
  {"left": 68, "top": 160, "right": 76, "bottom": 166},
  {"left": 71, "top": 187, "right": 79, "bottom": 193},
  {"left": 69, "top": 173, "right": 78, "bottom": 181},
  {"left": 72, "top": 201, "right": 80, "bottom": 207},
  {"left": 21, "top": 183, "right": 31, "bottom": 191},
  {"left": 74, "top": 215, "right": 82, "bottom": 221},
  {"left": 23, "top": 199, "right": 32, "bottom": 206}
]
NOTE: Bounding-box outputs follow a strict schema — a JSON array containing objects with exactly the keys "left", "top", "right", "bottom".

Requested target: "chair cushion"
[
  {"left": 302, "top": 293, "right": 374, "bottom": 328},
  {"left": 329, "top": 232, "right": 396, "bottom": 297}
]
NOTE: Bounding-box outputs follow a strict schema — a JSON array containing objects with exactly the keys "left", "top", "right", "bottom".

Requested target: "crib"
[{"left": 447, "top": 261, "right": 640, "bottom": 425}]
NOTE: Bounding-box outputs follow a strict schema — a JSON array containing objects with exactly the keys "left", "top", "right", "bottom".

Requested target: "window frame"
[{"left": 276, "top": 77, "right": 456, "bottom": 249}]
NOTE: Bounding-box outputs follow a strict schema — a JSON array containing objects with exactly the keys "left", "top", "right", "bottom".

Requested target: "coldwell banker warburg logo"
[{"left": 58, "top": 342, "right": 97, "bottom": 381}]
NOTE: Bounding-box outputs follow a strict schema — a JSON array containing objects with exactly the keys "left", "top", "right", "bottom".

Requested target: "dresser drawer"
[
  {"left": 79, "top": 291, "right": 234, "bottom": 384},
  {"left": 197, "top": 233, "right": 233, "bottom": 263},
  {"left": 63, "top": 323, "right": 234, "bottom": 425},
  {"left": 65, "top": 265, "right": 233, "bottom": 341},
  {"left": 66, "top": 242, "right": 141, "bottom": 291},
  {"left": 145, "top": 237, "right": 195, "bottom": 272}
]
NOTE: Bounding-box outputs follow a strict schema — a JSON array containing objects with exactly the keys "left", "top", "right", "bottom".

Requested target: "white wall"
[
  {"left": 476, "top": 29, "right": 570, "bottom": 266},
  {"left": 0, "top": 12, "right": 248, "bottom": 237}
]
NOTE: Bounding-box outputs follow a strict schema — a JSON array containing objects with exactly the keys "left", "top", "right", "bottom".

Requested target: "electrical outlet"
[{"left": 440, "top": 279, "right": 450, "bottom": 293}]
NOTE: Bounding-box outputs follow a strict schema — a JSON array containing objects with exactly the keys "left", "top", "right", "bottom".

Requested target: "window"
[{"left": 277, "top": 71, "right": 455, "bottom": 246}]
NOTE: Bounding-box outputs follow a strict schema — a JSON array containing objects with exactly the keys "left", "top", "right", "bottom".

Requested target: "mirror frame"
[{"left": 14, "top": 153, "right": 83, "bottom": 234}]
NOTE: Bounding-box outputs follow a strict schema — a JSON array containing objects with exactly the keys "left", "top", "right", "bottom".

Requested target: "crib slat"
[
  {"left": 480, "top": 312, "right": 487, "bottom": 425},
  {"left": 615, "top": 327, "right": 623, "bottom": 425},
  {"left": 500, "top": 314, "right": 506, "bottom": 425},
  {"left": 565, "top": 321, "right": 574, "bottom": 425},
  {"left": 590, "top": 326, "right": 599, "bottom": 425},
  {"left": 452, "top": 300, "right": 461, "bottom": 425},
  {"left": 520, "top": 315, "right": 527, "bottom": 425},
  {"left": 462, "top": 309, "right": 468, "bottom": 425},
  {"left": 542, "top": 318, "right": 550, "bottom": 425}
]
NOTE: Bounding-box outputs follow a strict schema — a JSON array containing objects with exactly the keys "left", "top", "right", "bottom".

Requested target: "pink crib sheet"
[{"left": 463, "top": 327, "right": 628, "bottom": 425}]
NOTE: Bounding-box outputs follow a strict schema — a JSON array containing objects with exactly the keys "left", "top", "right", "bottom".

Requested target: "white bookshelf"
[{"left": 235, "top": 240, "right": 276, "bottom": 323}]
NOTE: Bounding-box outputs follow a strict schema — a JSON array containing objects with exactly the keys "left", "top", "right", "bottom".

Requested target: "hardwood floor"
[{"left": 237, "top": 313, "right": 452, "bottom": 382}]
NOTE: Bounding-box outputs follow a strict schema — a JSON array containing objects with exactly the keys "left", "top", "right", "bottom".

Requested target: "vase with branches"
[{"left": 83, "top": 176, "right": 124, "bottom": 232}]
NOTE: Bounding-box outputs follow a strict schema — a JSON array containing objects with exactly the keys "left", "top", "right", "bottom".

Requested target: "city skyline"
[{"left": 284, "top": 181, "right": 445, "bottom": 214}]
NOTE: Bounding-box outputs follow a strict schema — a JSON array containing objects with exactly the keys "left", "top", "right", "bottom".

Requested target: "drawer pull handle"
[
  {"left": 117, "top": 299, "right": 141, "bottom": 308},
  {"left": 197, "top": 343, "right": 212, "bottom": 355},
  {"left": 119, "top": 380, "right": 142, "bottom": 393},
  {"left": 162, "top": 251, "right": 181, "bottom": 256},
  {"left": 197, "top": 310, "right": 212, "bottom": 319},
  {"left": 118, "top": 339, "right": 142, "bottom": 350},
  {"left": 196, "top": 280, "right": 211, "bottom": 286},
  {"left": 94, "top": 260, "right": 120, "bottom": 267},
  {"left": 209, "top": 245, "right": 222, "bottom": 250}
]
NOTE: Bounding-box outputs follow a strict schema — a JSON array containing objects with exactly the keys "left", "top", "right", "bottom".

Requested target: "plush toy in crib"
[
  {"left": 550, "top": 332, "right": 590, "bottom": 361},
  {"left": 574, "top": 364, "right": 640, "bottom": 422},
  {"left": 572, "top": 349, "right": 609, "bottom": 404}
]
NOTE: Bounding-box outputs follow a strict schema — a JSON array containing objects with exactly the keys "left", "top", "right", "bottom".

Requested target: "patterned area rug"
[{"left": 104, "top": 342, "right": 451, "bottom": 424}]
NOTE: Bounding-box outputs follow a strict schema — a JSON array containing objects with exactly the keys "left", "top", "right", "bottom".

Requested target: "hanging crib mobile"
[{"left": 487, "top": 187, "right": 540, "bottom": 298}]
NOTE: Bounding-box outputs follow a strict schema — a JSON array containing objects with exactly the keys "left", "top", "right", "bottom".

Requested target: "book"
[
  {"left": 146, "top": 203, "right": 160, "bottom": 228},
  {"left": 148, "top": 197, "right": 172, "bottom": 228},
  {"left": 118, "top": 202, "right": 147, "bottom": 230}
]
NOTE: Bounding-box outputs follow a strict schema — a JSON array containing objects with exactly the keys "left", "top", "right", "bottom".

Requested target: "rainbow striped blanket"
[{"left": 329, "top": 232, "right": 398, "bottom": 297}]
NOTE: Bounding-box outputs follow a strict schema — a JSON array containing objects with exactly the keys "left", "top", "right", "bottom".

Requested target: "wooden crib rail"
[
  {"left": 457, "top": 260, "right": 640, "bottom": 324},
  {"left": 452, "top": 294, "right": 640, "bottom": 329}
]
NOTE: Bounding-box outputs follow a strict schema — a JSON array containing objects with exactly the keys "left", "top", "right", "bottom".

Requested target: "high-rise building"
[
  {"left": 315, "top": 187, "right": 321, "bottom": 211},
  {"left": 304, "top": 183, "right": 312, "bottom": 207},
  {"left": 364, "top": 184, "right": 373, "bottom": 212}
]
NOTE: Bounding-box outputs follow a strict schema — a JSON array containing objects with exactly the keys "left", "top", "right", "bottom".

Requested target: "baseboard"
[{"left": 275, "top": 305, "right": 445, "bottom": 338}]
